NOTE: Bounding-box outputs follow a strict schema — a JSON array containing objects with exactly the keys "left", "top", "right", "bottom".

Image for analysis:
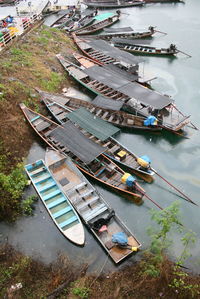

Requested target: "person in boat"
[
  {"left": 116, "top": 10, "right": 121, "bottom": 16},
  {"left": 169, "top": 44, "right": 177, "bottom": 52},
  {"left": 148, "top": 26, "right": 155, "bottom": 33}
]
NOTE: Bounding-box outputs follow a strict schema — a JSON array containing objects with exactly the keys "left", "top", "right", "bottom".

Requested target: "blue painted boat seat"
[
  {"left": 30, "top": 167, "right": 45, "bottom": 176},
  {"left": 78, "top": 196, "right": 99, "bottom": 211},
  {"left": 95, "top": 167, "right": 106, "bottom": 177},
  {"left": 47, "top": 196, "right": 66, "bottom": 209},
  {"left": 34, "top": 174, "right": 51, "bottom": 184},
  {"left": 85, "top": 205, "right": 108, "bottom": 222},
  {"left": 59, "top": 215, "right": 77, "bottom": 229},
  {"left": 39, "top": 181, "right": 56, "bottom": 192},
  {"left": 31, "top": 115, "right": 40, "bottom": 123},
  {"left": 53, "top": 206, "right": 71, "bottom": 219},
  {"left": 43, "top": 189, "right": 62, "bottom": 201}
]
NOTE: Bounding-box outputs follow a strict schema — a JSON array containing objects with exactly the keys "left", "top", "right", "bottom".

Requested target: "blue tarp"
[
  {"left": 144, "top": 115, "right": 157, "bottom": 126},
  {"left": 112, "top": 232, "right": 128, "bottom": 246}
]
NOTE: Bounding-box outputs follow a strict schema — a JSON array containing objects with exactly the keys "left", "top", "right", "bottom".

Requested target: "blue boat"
[{"left": 25, "top": 160, "right": 85, "bottom": 246}]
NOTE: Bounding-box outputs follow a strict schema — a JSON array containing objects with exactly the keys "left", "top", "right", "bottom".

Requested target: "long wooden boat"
[
  {"left": 75, "top": 11, "right": 120, "bottom": 36},
  {"left": 87, "top": 26, "right": 156, "bottom": 40},
  {"left": 57, "top": 54, "right": 190, "bottom": 134},
  {"left": 42, "top": 98, "right": 155, "bottom": 183},
  {"left": 20, "top": 104, "right": 145, "bottom": 204},
  {"left": 0, "top": 0, "right": 16, "bottom": 5},
  {"left": 45, "top": 148, "right": 141, "bottom": 263},
  {"left": 67, "top": 11, "right": 97, "bottom": 32},
  {"left": 72, "top": 40, "right": 155, "bottom": 84},
  {"left": 25, "top": 159, "right": 85, "bottom": 245},
  {"left": 83, "top": 0, "right": 145, "bottom": 8},
  {"left": 72, "top": 35, "right": 141, "bottom": 79},
  {"left": 50, "top": 10, "right": 76, "bottom": 28},
  {"left": 38, "top": 90, "right": 161, "bottom": 132},
  {"left": 112, "top": 38, "right": 179, "bottom": 56}
]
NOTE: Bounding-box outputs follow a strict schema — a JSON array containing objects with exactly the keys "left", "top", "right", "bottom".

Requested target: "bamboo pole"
[{"left": 151, "top": 168, "right": 198, "bottom": 206}]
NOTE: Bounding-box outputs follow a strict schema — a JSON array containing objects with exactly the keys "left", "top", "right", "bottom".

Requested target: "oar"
[
  {"left": 135, "top": 183, "right": 163, "bottom": 210},
  {"left": 177, "top": 49, "right": 192, "bottom": 58},
  {"left": 151, "top": 168, "right": 198, "bottom": 206},
  {"left": 155, "top": 29, "right": 167, "bottom": 35}
]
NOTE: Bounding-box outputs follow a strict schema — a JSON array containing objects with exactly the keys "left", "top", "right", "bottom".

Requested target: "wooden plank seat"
[
  {"left": 102, "top": 111, "right": 109, "bottom": 119},
  {"left": 85, "top": 204, "right": 108, "bottom": 222},
  {"left": 36, "top": 121, "right": 51, "bottom": 132},
  {"left": 80, "top": 189, "right": 94, "bottom": 199},
  {"left": 89, "top": 107, "right": 96, "bottom": 113},
  {"left": 109, "top": 145, "right": 121, "bottom": 154},
  {"left": 57, "top": 112, "right": 67, "bottom": 120},
  {"left": 96, "top": 109, "right": 102, "bottom": 116},
  {"left": 108, "top": 115, "right": 114, "bottom": 122},
  {"left": 51, "top": 106, "right": 64, "bottom": 115},
  {"left": 78, "top": 195, "right": 99, "bottom": 211}
]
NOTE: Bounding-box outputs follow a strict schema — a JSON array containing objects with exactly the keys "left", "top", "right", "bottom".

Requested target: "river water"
[{"left": 0, "top": 0, "right": 200, "bottom": 274}]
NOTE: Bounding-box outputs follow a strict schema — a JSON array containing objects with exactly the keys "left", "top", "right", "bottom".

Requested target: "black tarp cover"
[
  {"left": 103, "top": 27, "right": 134, "bottom": 33},
  {"left": 84, "top": 65, "right": 172, "bottom": 109},
  {"left": 93, "top": 95, "right": 124, "bottom": 111},
  {"left": 84, "top": 38, "right": 144, "bottom": 64},
  {"left": 112, "top": 37, "right": 152, "bottom": 46},
  {"left": 49, "top": 121, "right": 106, "bottom": 164}
]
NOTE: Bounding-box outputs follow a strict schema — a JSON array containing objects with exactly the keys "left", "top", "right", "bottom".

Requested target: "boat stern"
[{"left": 63, "top": 222, "right": 85, "bottom": 246}]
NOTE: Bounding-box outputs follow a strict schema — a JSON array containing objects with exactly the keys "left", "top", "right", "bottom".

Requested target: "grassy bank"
[{"left": 0, "top": 25, "right": 77, "bottom": 221}]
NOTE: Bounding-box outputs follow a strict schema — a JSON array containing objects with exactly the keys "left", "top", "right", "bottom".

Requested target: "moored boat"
[
  {"left": 72, "top": 35, "right": 146, "bottom": 83},
  {"left": 83, "top": 0, "right": 145, "bottom": 8},
  {"left": 67, "top": 11, "right": 96, "bottom": 32},
  {"left": 57, "top": 54, "right": 190, "bottom": 134},
  {"left": 38, "top": 89, "right": 161, "bottom": 132},
  {"left": 20, "top": 103, "right": 145, "bottom": 203},
  {"left": 87, "top": 26, "right": 156, "bottom": 40},
  {"left": 25, "top": 159, "right": 85, "bottom": 245},
  {"left": 45, "top": 148, "right": 141, "bottom": 263},
  {"left": 112, "top": 38, "right": 179, "bottom": 56},
  {"left": 42, "top": 98, "right": 155, "bottom": 182},
  {"left": 75, "top": 11, "right": 121, "bottom": 35}
]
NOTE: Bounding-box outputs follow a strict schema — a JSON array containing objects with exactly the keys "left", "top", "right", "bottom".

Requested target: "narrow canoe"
[
  {"left": 42, "top": 98, "right": 155, "bottom": 183},
  {"left": 45, "top": 148, "right": 141, "bottom": 263},
  {"left": 20, "top": 104, "right": 145, "bottom": 204},
  {"left": 82, "top": 0, "right": 145, "bottom": 8},
  {"left": 86, "top": 26, "right": 156, "bottom": 40},
  {"left": 25, "top": 159, "right": 85, "bottom": 245},
  {"left": 112, "top": 38, "right": 179, "bottom": 56},
  {"left": 75, "top": 11, "right": 120, "bottom": 35},
  {"left": 72, "top": 35, "right": 145, "bottom": 83},
  {"left": 57, "top": 54, "right": 190, "bottom": 134}
]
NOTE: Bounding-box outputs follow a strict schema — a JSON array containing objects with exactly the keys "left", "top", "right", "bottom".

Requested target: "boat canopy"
[
  {"left": 67, "top": 107, "right": 120, "bottom": 141},
  {"left": 112, "top": 37, "right": 152, "bottom": 46},
  {"left": 84, "top": 65, "right": 173, "bottom": 109},
  {"left": 84, "top": 39, "right": 144, "bottom": 65},
  {"left": 49, "top": 120, "right": 106, "bottom": 164},
  {"left": 103, "top": 26, "right": 134, "bottom": 33},
  {"left": 93, "top": 95, "right": 124, "bottom": 111}
]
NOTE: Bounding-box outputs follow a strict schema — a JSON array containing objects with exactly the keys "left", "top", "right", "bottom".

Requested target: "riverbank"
[{"left": 1, "top": 243, "right": 200, "bottom": 298}]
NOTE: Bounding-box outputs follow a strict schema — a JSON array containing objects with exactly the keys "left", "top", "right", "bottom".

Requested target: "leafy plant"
[
  {"left": 21, "top": 195, "right": 37, "bottom": 216},
  {"left": 41, "top": 72, "right": 64, "bottom": 92},
  {"left": 72, "top": 286, "right": 89, "bottom": 299}
]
